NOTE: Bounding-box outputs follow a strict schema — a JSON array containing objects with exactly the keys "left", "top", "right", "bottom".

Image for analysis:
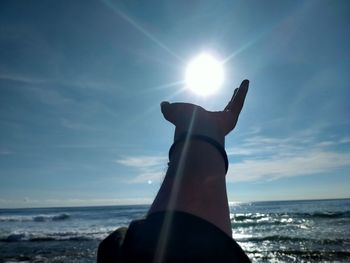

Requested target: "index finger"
[{"left": 224, "top": 79, "right": 249, "bottom": 114}]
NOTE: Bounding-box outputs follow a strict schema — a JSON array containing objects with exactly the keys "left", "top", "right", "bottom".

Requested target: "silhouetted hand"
[{"left": 161, "top": 79, "right": 249, "bottom": 146}]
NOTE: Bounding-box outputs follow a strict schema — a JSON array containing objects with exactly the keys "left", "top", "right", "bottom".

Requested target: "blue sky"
[{"left": 0, "top": 0, "right": 349, "bottom": 208}]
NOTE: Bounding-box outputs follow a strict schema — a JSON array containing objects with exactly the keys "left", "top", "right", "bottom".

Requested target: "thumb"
[{"left": 160, "top": 101, "right": 177, "bottom": 125}]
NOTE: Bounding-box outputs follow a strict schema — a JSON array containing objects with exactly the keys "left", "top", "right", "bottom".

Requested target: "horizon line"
[{"left": 1, "top": 197, "right": 349, "bottom": 210}]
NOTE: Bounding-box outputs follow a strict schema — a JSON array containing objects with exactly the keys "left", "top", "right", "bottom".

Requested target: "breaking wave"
[
  {"left": 0, "top": 228, "right": 113, "bottom": 242},
  {"left": 0, "top": 213, "right": 70, "bottom": 223},
  {"left": 232, "top": 211, "right": 350, "bottom": 222},
  {"left": 236, "top": 235, "right": 349, "bottom": 245}
]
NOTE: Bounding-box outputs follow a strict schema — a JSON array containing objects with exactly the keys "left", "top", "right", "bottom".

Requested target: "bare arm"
[{"left": 148, "top": 80, "right": 250, "bottom": 237}]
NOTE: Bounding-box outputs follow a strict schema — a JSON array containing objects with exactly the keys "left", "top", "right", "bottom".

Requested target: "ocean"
[{"left": 0, "top": 199, "right": 349, "bottom": 262}]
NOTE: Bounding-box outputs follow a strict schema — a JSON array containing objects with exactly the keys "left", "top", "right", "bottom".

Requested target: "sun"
[{"left": 185, "top": 53, "right": 224, "bottom": 96}]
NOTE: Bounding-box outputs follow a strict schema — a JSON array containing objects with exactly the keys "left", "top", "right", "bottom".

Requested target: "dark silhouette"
[{"left": 98, "top": 80, "right": 251, "bottom": 262}]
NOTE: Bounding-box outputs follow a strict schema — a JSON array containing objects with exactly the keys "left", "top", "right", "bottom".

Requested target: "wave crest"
[
  {"left": 236, "top": 235, "right": 349, "bottom": 245},
  {"left": 1, "top": 231, "right": 97, "bottom": 242},
  {"left": 0, "top": 213, "right": 70, "bottom": 223}
]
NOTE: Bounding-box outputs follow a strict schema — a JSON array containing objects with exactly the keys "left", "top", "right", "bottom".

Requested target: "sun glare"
[{"left": 185, "top": 53, "right": 224, "bottom": 96}]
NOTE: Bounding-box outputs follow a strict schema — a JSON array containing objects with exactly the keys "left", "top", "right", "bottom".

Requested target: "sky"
[{"left": 0, "top": 0, "right": 349, "bottom": 208}]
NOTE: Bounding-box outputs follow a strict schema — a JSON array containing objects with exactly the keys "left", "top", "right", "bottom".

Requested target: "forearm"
[
  {"left": 148, "top": 139, "right": 232, "bottom": 236},
  {"left": 147, "top": 80, "right": 248, "bottom": 238}
]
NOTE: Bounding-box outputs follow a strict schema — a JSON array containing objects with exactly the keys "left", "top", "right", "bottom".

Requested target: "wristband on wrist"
[{"left": 168, "top": 133, "right": 229, "bottom": 174}]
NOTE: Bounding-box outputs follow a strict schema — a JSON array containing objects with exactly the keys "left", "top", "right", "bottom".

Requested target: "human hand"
[{"left": 160, "top": 79, "right": 249, "bottom": 146}]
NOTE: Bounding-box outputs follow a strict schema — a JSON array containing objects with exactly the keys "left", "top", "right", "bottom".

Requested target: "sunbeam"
[
  {"left": 102, "top": 0, "right": 183, "bottom": 62},
  {"left": 222, "top": 30, "right": 268, "bottom": 64},
  {"left": 222, "top": 38, "right": 259, "bottom": 64},
  {"left": 122, "top": 86, "right": 187, "bottom": 130},
  {"left": 154, "top": 107, "right": 199, "bottom": 263},
  {"left": 141, "top": 80, "right": 185, "bottom": 94}
]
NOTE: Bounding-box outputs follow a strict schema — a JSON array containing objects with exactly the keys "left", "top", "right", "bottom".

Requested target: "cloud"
[
  {"left": 0, "top": 73, "right": 47, "bottom": 84},
  {"left": 128, "top": 171, "right": 165, "bottom": 184},
  {"left": 116, "top": 155, "right": 167, "bottom": 184},
  {"left": 227, "top": 150, "right": 350, "bottom": 182},
  {"left": 60, "top": 118, "right": 97, "bottom": 131},
  {"left": 227, "top": 133, "right": 350, "bottom": 158},
  {"left": 0, "top": 150, "right": 13, "bottom": 155},
  {"left": 115, "top": 132, "right": 350, "bottom": 184},
  {"left": 339, "top": 137, "right": 350, "bottom": 144},
  {"left": 0, "top": 197, "right": 152, "bottom": 208},
  {"left": 226, "top": 134, "right": 350, "bottom": 182},
  {"left": 117, "top": 156, "right": 167, "bottom": 168}
]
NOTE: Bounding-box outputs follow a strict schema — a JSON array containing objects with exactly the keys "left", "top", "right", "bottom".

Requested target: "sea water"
[
  {"left": 231, "top": 199, "right": 350, "bottom": 262},
  {"left": 0, "top": 199, "right": 349, "bottom": 262}
]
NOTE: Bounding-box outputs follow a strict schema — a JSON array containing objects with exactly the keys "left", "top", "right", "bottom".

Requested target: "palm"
[{"left": 161, "top": 80, "right": 249, "bottom": 140}]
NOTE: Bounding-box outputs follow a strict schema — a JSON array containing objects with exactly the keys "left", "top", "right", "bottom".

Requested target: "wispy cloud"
[
  {"left": 117, "top": 156, "right": 167, "bottom": 168},
  {"left": 116, "top": 155, "right": 167, "bottom": 184},
  {"left": 0, "top": 150, "right": 13, "bottom": 155},
  {"left": 227, "top": 133, "right": 350, "bottom": 157},
  {"left": 115, "top": 133, "right": 350, "bottom": 184},
  {"left": 60, "top": 118, "right": 97, "bottom": 131},
  {"left": 0, "top": 197, "right": 152, "bottom": 208},
  {"left": 127, "top": 171, "right": 165, "bottom": 184},
  {"left": 228, "top": 150, "right": 350, "bottom": 182},
  {"left": 0, "top": 73, "right": 47, "bottom": 84},
  {"left": 227, "top": 134, "right": 350, "bottom": 182}
]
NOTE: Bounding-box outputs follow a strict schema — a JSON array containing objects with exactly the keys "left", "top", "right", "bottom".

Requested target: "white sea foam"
[
  {"left": 1, "top": 201, "right": 350, "bottom": 262},
  {"left": 0, "top": 213, "right": 70, "bottom": 222}
]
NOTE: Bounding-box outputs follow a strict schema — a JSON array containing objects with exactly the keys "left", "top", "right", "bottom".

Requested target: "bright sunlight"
[{"left": 185, "top": 53, "right": 224, "bottom": 96}]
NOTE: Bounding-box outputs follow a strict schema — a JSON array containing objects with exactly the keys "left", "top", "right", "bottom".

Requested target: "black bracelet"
[{"left": 168, "top": 133, "right": 229, "bottom": 174}]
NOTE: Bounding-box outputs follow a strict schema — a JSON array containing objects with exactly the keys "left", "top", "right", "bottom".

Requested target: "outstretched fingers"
[
  {"left": 220, "top": 80, "right": 249, "bottom": 134},
  {"left": 224, "top": 88, "right": 238, "bottom": 111},
  {"left": 224, "top": 79, "right": 249, "bottom": 116}
]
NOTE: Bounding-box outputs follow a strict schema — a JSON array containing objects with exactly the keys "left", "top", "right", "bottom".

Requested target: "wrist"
[
  {"left": 169, "top": 133, "right": 228, "bottom": 174},
  {"left": 174, "top": 127, "right": 225, "bottom": 147}
]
